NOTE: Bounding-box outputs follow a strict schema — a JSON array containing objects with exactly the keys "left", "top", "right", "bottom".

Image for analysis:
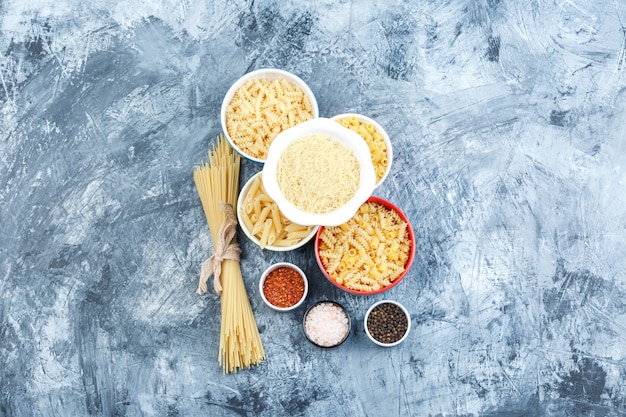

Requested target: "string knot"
[{"left": 196, "top": 203, "right": 240, "bottom": 295}]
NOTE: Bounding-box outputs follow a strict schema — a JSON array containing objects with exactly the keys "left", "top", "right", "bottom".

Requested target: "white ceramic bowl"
[
  {"left": 221, "top": 68, "right": 319, "bottom": 163},
  {"left": 237, "top": 172, "right": 318, "bottom": 251},
  {"left": 330, "top": 113, "right": 393, "bottom": 189},
  {"left": 261, "top": 117, "right": 377, "bottom": 227},
  {"left": 364, "top": 300, "right": 411, "bottom": 347},
  {"left": 259, "top": 262, "right": 308, "bottom": 312}
]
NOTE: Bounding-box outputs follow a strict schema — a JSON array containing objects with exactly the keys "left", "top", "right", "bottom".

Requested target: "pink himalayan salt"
[{"left": 304, "top": 302, "right": 350, "bottom": 347}]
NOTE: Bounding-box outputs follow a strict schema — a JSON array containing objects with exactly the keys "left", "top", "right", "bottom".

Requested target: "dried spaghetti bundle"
[{"left": 194, "top": 134, "right": 265, "bottom": 373}]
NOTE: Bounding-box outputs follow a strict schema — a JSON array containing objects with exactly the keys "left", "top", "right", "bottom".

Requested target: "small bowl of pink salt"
[{"left": 303, "top": 300, "right": 351, "bottom": 348}]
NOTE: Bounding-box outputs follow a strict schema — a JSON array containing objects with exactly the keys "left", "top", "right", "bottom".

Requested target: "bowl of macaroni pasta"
[
  {"left": 221, "top": 68, "right": 319, "bottom": 163},
  {"left": 330, "top": 113, "right": 392, "bottom": 189},
  {"left": 314, "top": 196, "right": 416, "bottom": 295}
]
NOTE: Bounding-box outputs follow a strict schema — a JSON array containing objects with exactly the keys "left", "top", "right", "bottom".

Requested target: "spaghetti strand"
[{"left": 194, "top": 134, "right": 265, "bottom": 373}]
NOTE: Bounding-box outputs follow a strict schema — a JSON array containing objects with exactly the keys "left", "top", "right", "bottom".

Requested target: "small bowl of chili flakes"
[{"left": 259, "top": 262, "right": 308, "bottom": 311}]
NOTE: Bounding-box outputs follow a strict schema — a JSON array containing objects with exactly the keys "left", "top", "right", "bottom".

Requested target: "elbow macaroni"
[{"left": 335, "top": 116, "right": 389, "bottom": 183}]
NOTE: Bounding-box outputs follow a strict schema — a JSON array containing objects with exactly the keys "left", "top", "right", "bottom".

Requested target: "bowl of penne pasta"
[
  {"left": 314, "top": 196, "right": 416, "bottom": 295},
  {"left": 330, "top": 113, "right": 392, "bottom": 189},
  {"left": 221, "top": 68, "right": 319, "bottom": 163},
  {"left": 237, "top": 172, "right": 319, "bottom": 251}
]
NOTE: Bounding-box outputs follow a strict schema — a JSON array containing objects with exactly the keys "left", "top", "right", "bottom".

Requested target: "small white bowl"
[
  {"left": 259, "top": 262, "right": 308, "bottom": 312},
  {"left": 221, "top": 68, "right": 319, "bottom": 163},
  {"left": 261, "top": 117, "right": 377, "bottom": 227},
  {"left": 330, "top": 113, "right": 393, "bottom": 189},
  {"left": 364, "top": 300, "right": 411, "bottom": 347},
  {"left": 237, "top": 172, "right": 318, "bottom": 251}
]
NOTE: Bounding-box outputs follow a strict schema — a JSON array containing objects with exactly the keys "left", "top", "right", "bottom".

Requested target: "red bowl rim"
[{"left": 314, "top": 195, "right": 416, "bottom": 295}]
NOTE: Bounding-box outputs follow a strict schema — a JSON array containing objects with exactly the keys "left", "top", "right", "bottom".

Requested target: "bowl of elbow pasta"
[
  {"left": 314, "top": 196, "right": 416, "bottom": 295},
  {"left": 221, "top": 68, "right": 319, "bottom": 163},
  {"left": 330, "top": 113, "right": 392, "bottom": 189},
  {"left": 238, "top": 172, "right": 319, "bottom": 251}
]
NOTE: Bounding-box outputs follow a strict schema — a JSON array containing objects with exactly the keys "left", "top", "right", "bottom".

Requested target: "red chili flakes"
[{"left": 263, "top": 266, "right": 305, "bottom": 308}]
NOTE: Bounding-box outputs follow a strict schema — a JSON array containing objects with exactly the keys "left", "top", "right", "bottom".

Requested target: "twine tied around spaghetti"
[{"left": 196, "top": 203, "right": 241, "bottom": 295}]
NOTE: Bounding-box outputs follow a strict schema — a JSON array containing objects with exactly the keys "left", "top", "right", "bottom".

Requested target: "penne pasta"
[
  {"left": 259, "top": 219, "right": 273, "bottom": 249},
  {"left": 239, "top": 174, "right": 315, "bottom": 249}
]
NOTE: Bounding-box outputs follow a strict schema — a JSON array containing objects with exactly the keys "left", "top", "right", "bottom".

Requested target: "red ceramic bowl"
[{"left": 314, "top": 196, "right": 416, "bottom": 295}]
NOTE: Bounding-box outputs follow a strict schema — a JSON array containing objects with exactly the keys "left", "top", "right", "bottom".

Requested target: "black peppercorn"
[{"left": 366, "top": 302, "right": 408, "bottom": 344}]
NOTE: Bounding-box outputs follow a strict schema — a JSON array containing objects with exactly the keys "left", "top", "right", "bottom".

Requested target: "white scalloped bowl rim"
[
  {"left": 261, "top": 118, "right": 377, "bottom": 227},
  {"left": 220, "top": 68, "right": 319, "bottom": 164},
  {"left": 237, "top": 172, "right": 319, "bottom": 251},
  {"left": 330, "top": 113, "right": 393, "bottom": 189}
]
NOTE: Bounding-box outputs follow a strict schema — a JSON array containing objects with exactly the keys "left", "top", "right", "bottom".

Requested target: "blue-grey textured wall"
[{"left": 1, "top": 1, "right": 625, "bottom": 416}]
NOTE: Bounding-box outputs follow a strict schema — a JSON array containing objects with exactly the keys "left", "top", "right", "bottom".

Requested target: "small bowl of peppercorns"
[
  {"left": 259, "top": 262, "right": 308, "bottom": 312},
  {"left": 364, "top": 300, "right": 411, "bottom": 347}
]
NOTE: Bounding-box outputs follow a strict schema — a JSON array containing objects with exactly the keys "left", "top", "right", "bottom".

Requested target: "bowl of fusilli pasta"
[
  {"left": 314, "top": 196, "right": 416, "bottom": 295},
  {"left": 221, "top": 68, "right": 319, "bottom": 163}
]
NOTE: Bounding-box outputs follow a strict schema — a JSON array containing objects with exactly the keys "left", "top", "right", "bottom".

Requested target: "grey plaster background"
[{"left": 1, "top": 0, "right": 626, "bottom": 416}]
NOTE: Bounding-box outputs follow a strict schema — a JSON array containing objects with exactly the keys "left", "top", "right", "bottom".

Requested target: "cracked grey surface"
[{"left": 1, "top": 1, "right": 626, "bottom": 416}]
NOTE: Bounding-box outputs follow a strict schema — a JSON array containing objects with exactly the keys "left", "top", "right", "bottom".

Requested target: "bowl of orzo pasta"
[
  {"left": 314, "top": 196, "right": 416, "bottom": 295},
  {"left": 220, "top": 68, "right": 319, "bottom": 163}
]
